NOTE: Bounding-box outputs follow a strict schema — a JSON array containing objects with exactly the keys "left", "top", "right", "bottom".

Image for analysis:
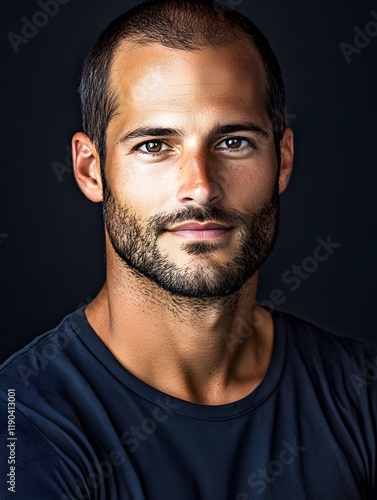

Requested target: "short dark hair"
[{"left": 79, "top": 0, "right": 286, "bottom": 171}]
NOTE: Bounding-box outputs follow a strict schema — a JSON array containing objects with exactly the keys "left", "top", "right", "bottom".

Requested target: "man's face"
[{"left": 102, "top": 40, "right": 282, "bottom": 298}]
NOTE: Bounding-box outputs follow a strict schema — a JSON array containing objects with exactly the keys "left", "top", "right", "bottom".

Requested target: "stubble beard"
[{"left": 102, "top": 178, "right": 280, "bottom": 299}]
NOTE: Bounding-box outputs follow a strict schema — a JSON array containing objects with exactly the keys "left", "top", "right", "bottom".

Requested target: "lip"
[
  {"left": 166, "top": 221, "right": 233, "bottom": 240},
  {"left": 167, "top": 222, "right": 232, "bottom": 231}
]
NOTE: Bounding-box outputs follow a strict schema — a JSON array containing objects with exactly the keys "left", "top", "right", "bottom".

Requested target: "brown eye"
[
  {"left": 145, "top": 141, "right": 162, "bottom": 152},
  {"left": 225, "top": 138, "right": 243, "bottom": 149}
]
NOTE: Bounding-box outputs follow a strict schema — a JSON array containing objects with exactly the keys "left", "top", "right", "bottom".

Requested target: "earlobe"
[
  {"left": 278, "top": 128, "right": 294, "bottom": 194},
  {"left": 71, "top": 132, "right": 103, "bottom": 203}
]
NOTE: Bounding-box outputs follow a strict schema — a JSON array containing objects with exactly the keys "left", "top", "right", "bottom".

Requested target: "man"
[{"left": 0, "top": 0, "right": 376, "bottom": 498}]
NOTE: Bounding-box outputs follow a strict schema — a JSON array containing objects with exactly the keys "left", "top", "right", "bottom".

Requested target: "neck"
[{"left": 85, "top": 245, "right": 274, "bottom": 405}]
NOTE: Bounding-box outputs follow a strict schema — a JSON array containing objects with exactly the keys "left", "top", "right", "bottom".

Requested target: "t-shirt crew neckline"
[{"left": 69, "top": 305, "right": 287, "bottom": 420}]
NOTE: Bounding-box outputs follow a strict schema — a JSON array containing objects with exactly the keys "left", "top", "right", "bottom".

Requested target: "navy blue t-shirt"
[{"left": 0, "top": 306, "right": 376, "bottom": 499}]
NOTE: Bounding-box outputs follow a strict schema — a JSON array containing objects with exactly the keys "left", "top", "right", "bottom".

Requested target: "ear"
[
  {"left": 278, "top": 128, "right": 294, "bottom": 194},
  {"left": 71, "top": 132, "right": 103, "bottom": 202}
]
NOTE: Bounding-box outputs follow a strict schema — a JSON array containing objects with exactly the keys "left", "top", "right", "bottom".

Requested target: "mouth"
[{"left": 166, "top": 221, "right": 233, "bottom": 240}]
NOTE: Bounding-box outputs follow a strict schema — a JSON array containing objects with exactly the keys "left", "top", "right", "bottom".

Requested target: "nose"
[{"left": 176, "top": 151, "right": 224, "bottom": 206}]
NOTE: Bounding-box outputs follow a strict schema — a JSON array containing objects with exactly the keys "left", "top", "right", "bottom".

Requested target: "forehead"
[{"left": 109, "top": 39, "right": 268, "bottom": 127}]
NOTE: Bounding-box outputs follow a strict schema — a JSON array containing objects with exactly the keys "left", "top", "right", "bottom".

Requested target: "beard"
[{"left": 102, "top": 177, "right": 280, "bottom": 298}]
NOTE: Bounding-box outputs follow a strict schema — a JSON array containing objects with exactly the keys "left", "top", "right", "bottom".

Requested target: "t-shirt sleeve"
[
  {"left": 365, "top": 345, "right": 377, "bottom": 498},
  {"left": 346, "top": 340, "right": 377, "bottom": 499},
  {"left": 0, "top": 405, "right": 86, "bottom": 500}
]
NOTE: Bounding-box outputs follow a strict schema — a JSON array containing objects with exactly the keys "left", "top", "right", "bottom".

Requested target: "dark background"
[{"left": 1, "top": 0, "right": 376, "bottom": 363}]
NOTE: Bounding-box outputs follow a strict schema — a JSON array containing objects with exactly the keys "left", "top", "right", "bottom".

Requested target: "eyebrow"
[
  {"left": 118, "top": 127, "right": 183, "bottom": 144},
  {"left": 212, "top": 123, "right": 269, "bottom": 140},
  {"left": 118, "top": 122, "right": 269, "bottom": 145}
]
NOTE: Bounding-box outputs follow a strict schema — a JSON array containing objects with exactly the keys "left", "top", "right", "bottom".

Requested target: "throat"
[{"left": 84, "top": 282, "right": 274, "bottom": 406}]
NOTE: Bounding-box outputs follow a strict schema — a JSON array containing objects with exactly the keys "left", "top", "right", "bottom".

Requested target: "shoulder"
[
  {"left": 0, "top": 309, "right": 91, "bottom": 497},
  {"left": 0, "top": 405, "right": 81, "bottom": 498},
  {"left": 275, "top": 308, "right": 376, "bottom": 355},
  {"left": 274, "top": 309, "right": 377, "bottom": 397},
  {"left": 0, "top": 309, "right": 98, "bottom": 496},
  {"left": 0, "top": 307, "right": 91, "bottom": 425},
  {"left": 0, "top": 309, "right": 83, "bottom": 390}
]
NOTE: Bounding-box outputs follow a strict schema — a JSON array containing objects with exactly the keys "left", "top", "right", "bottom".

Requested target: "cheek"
[
  {"left": 107, "top": 155, "right": 174, "bottom": 220},
  {"left": 225, "top": 157, "right": 278, "bottom": 211}
]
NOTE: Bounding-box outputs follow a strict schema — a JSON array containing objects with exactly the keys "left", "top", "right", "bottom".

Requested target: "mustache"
[{"left": 146, "top": 205, "right": 252, "bottom": 236}]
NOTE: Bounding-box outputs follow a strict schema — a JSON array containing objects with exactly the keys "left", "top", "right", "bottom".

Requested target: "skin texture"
[{"left": 72, "top": 38, "right": 294, "bottom": 405}]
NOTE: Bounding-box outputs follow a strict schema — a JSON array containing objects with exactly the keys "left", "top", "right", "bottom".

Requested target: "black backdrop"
[{"left": 1, "top": 0, "right": 377, "bottom": 363}]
